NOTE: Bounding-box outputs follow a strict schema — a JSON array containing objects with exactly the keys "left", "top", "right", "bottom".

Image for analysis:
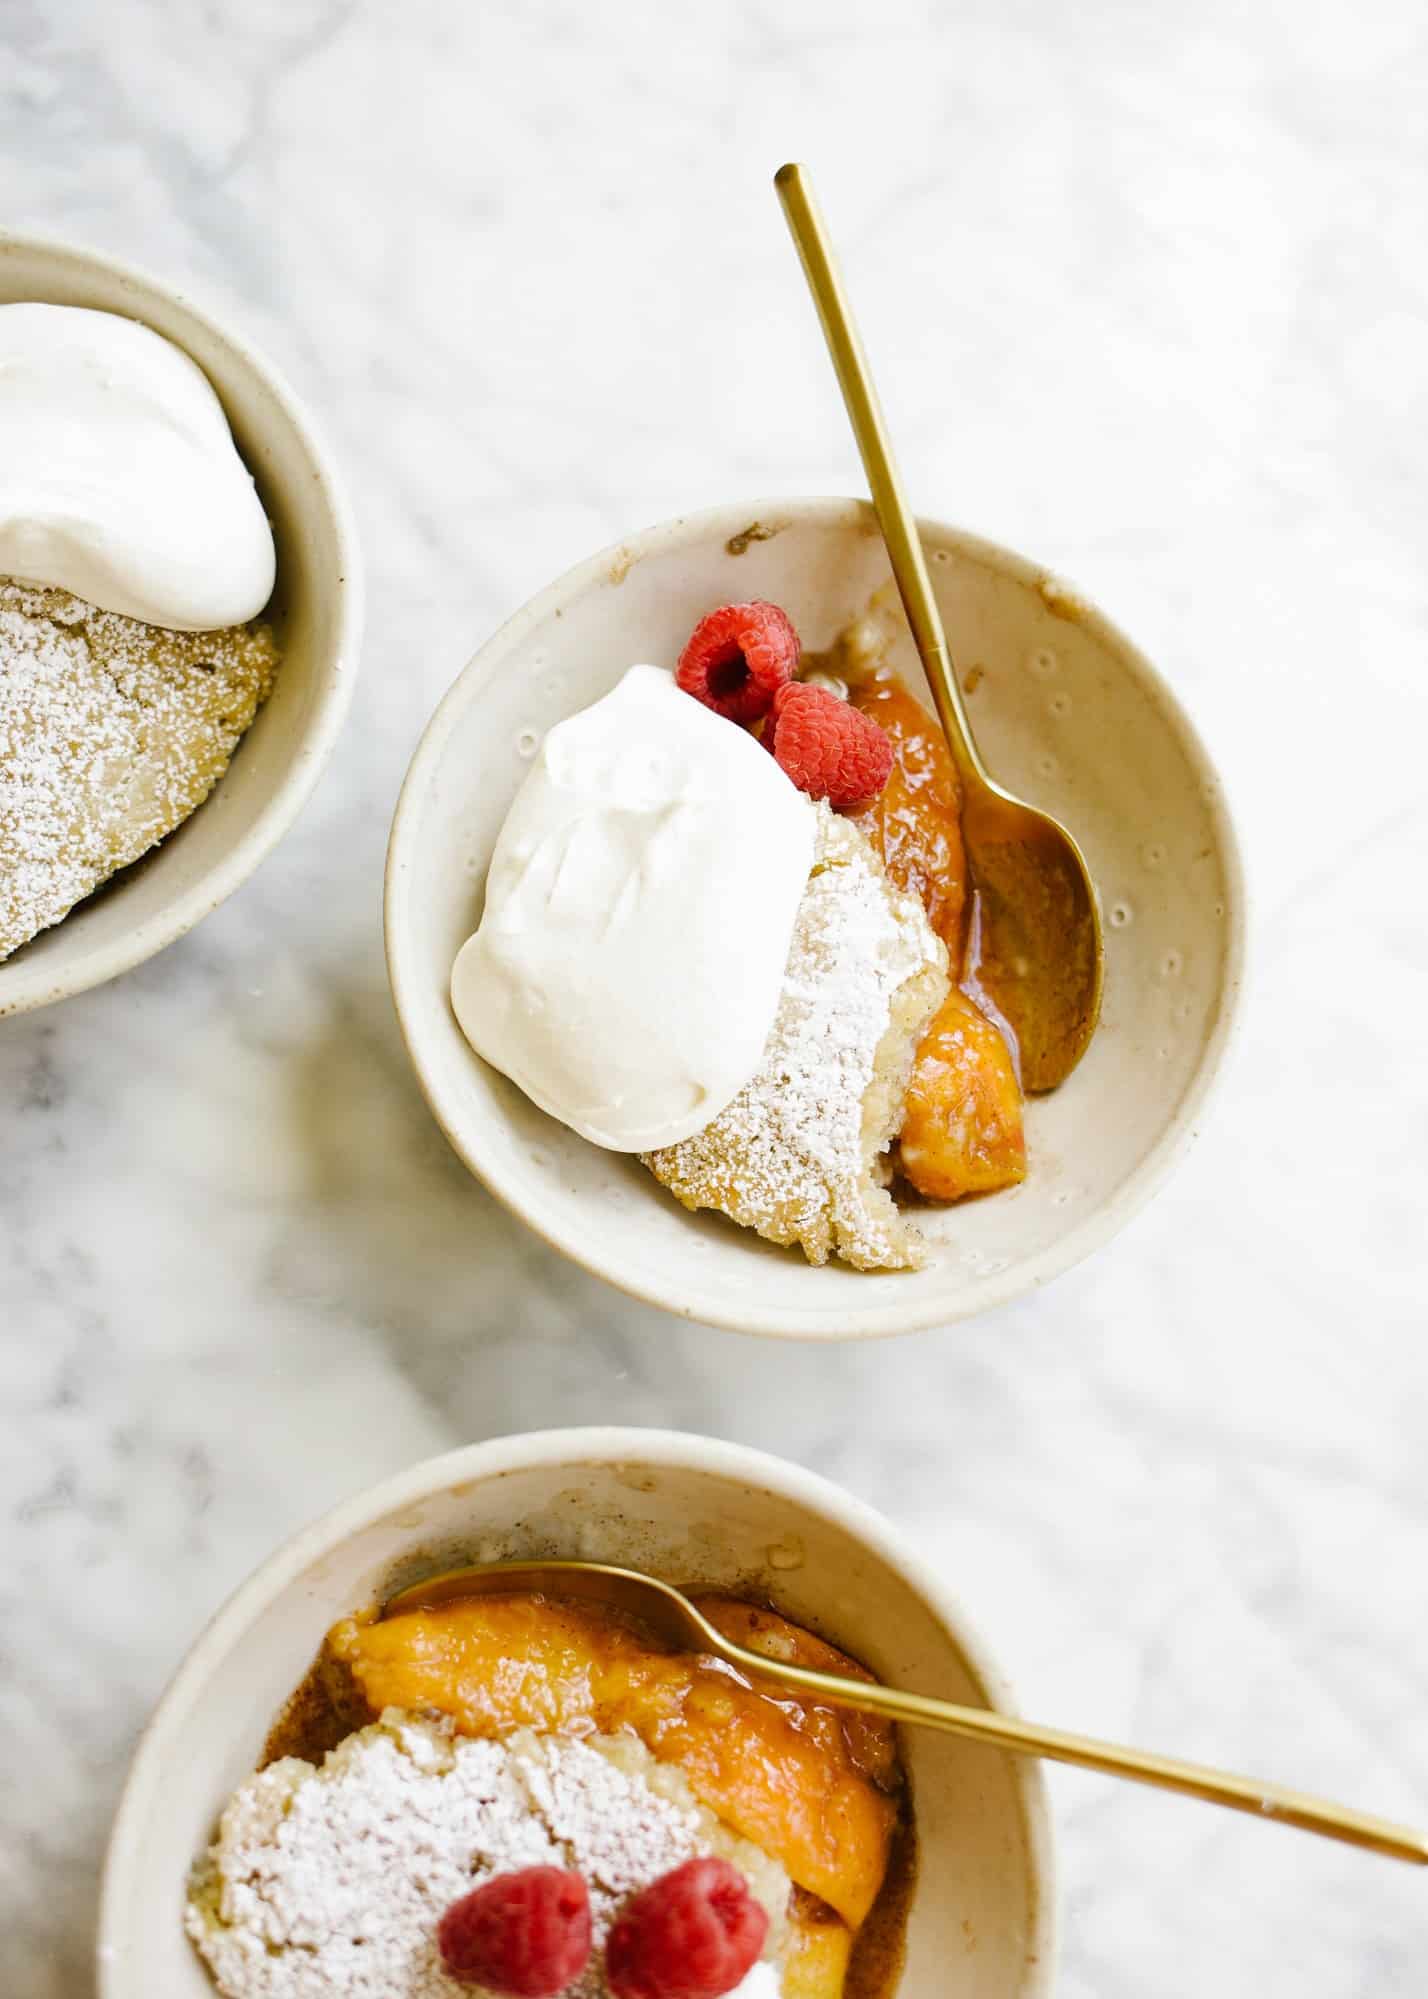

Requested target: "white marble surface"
[{"left": 3, "top": 2, "right": 1426, "bottom": 1993}]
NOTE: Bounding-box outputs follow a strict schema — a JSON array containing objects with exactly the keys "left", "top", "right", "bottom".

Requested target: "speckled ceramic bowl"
[
  {"left": 0, "top": 233, "right": 363, "bottom": 1016},
  {"left": 386, "top": 499, "right": 1244, "bottom": 1338},
  {"left": 98, "top": 1427, "right": 1056, "bottom": 1999}
]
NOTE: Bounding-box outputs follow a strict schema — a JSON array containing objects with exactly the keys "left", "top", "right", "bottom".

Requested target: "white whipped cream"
[
  {"left": 0, "top": 302, "right": 276, "bottom": 630},
  {"left": 452, "top": 665, "right": 814, "bottom": 1151}
]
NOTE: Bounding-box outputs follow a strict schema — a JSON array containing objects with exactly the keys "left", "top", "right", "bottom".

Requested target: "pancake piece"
[{"left": 0, "top": 579, "right": 278, "bottom": 960}]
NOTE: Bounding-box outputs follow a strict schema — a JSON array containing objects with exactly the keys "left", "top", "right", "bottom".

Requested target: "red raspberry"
[
  {"left": 438, "top": 1868, "right": 591, "bottom": 1996},
  {"left": 766, "top": 681, "right": 894, "bottom": 811},
  {"left": 604, "top": 1858, "right": 768, "bottom": 1999},
  {"left": 676, "top": 601, "right": 800, "bottom": 724}
]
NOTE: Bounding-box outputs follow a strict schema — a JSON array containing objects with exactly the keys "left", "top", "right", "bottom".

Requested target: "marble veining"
[{"left": 2, "top": 2, "right": 1426, "bottom": 1994}]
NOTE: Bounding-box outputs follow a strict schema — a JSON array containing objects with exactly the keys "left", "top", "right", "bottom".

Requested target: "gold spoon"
[
  {"left": 383, "top": 1559, "right": 1427, "bottom": 1867},
  {"left": 774, "top": 161, "right": 1103, "bottom": 1092}
]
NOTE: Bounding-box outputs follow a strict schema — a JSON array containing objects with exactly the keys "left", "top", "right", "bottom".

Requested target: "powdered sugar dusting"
[
  {"left": 645, "top": 803, "right": 948, "bottom": 1269},
  {"left": 186, "top": 1711, "right": 788, "bottom": 1999},
  {"left": 0, "top": 578, "right": 278, "bottom": 960}
]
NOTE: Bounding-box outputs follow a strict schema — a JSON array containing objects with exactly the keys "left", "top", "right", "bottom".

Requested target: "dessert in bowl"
[
  {"left": 386, "top": 500, "right": 1243, "bottom": 1337},
  {"left": 99, "top": 1429, "right": 1055, "bottom": 1999},
  {"left": 0, "top": 233, "right": 361, "bottom": 1016}
]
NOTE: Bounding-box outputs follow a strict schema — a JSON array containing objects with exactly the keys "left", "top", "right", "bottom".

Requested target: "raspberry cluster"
[
  {"left": 675, "top": 599, "right": 893, "bottom": 812},
  {"left": 438, "top": 1857, "right": 767, "bottom": 1999}
]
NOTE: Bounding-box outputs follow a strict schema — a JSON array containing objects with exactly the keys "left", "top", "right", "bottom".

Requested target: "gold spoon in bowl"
[
  {"left": 775, "top": 161, "right": 1102, "bottom": 1092},
  {"left": 383, "top": 1559, "right": 1427, "bottom": 1867}
]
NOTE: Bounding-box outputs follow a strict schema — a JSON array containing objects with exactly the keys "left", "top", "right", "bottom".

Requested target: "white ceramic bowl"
[
  {"left": 387, "top": 499, "right": 1244, "bottom": 1339},
  {"left": 0, "top": 233, "right": 363, "bottom": 1016},
  {"left": 99, "top": 1427, "right": 1056, "bottom": 1999}
]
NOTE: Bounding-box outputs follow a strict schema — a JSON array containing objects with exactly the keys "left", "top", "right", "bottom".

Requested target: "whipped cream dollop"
[
  {"left": 0, "top": 302, "right": 276, "bottom": 630},
  {"left": 452, "top": 665, "right": 814, "bottom": 1151}
]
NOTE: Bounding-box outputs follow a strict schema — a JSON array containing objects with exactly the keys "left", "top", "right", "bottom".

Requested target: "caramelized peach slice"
[
  {"left": 697, "top": 1597, "right": 900, "bottom": 1794},
  {"left": 850, "top": 668, "right": 967, "bottom": 954},
  {"left": 329, "top": 1593, "right": 897, "bottom": 1930},
  {"left": 899, "top": 986, "right": 1027, "bottom": 1200},
  {"left": 784, "top": 1894, "right": 855, "bottom": 1999}
]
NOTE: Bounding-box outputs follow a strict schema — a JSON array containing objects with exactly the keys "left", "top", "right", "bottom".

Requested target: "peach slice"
[
  {"left": 784, "top": 1902, "right": 854, "bottom": 1999},
  {"left": 329, "top": 1593, "right": 898, "bottom": 1930},
  {"left": 899, "top": 986, "right": 1027, "bottom": 1201},
  {"left": 850, "top": 668, "right": 968, "bottom": 954}
]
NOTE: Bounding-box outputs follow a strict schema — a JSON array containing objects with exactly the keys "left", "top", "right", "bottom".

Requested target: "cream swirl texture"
[
  {"left": 452, "top": 666, "right": 814, "bottom": 1151},
  {"left": 0, "top": 302, "right": 276, "bottom": 630}
]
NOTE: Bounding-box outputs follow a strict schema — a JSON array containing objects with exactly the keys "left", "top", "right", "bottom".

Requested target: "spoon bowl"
[
  {"left": 959, "top": 776, "right": 1102, "bottom": 1091},
  {"left": 776, "top": 162, "right": 1103, "bottom": 1091}
]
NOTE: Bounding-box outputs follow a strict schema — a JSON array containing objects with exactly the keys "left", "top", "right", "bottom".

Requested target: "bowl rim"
[
  {"left": 385, "top": 495, "right": 1247, "bottom": 1340},
  {"left": 96, "top": 1425, "right": 1058, "bottom": 1998},
  {"left": 0, "top": 228, "right": 365, "bottom": 1017}
]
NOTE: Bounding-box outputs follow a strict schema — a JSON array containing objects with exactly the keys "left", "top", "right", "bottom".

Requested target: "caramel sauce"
[
  {"left": 845, "top": 1813, "right": 917, "bottom": 1999},
  {"left": 956, "top": 822, "right": 1099, "bottom": 1093},
  {"left": 260, "top": 1643, "right": 366, "bottom": 1769}
]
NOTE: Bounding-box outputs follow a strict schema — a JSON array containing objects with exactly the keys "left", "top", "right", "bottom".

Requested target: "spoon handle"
[
  {"left": 380, "top": 1562, "right": 1423, "bottom": 1865},
  {"left": 775, "top": 160, "right": 981, "bottom": 787},
  {"left": 724, "top": 1639, "right": 1428, "bottom": 1866}
]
